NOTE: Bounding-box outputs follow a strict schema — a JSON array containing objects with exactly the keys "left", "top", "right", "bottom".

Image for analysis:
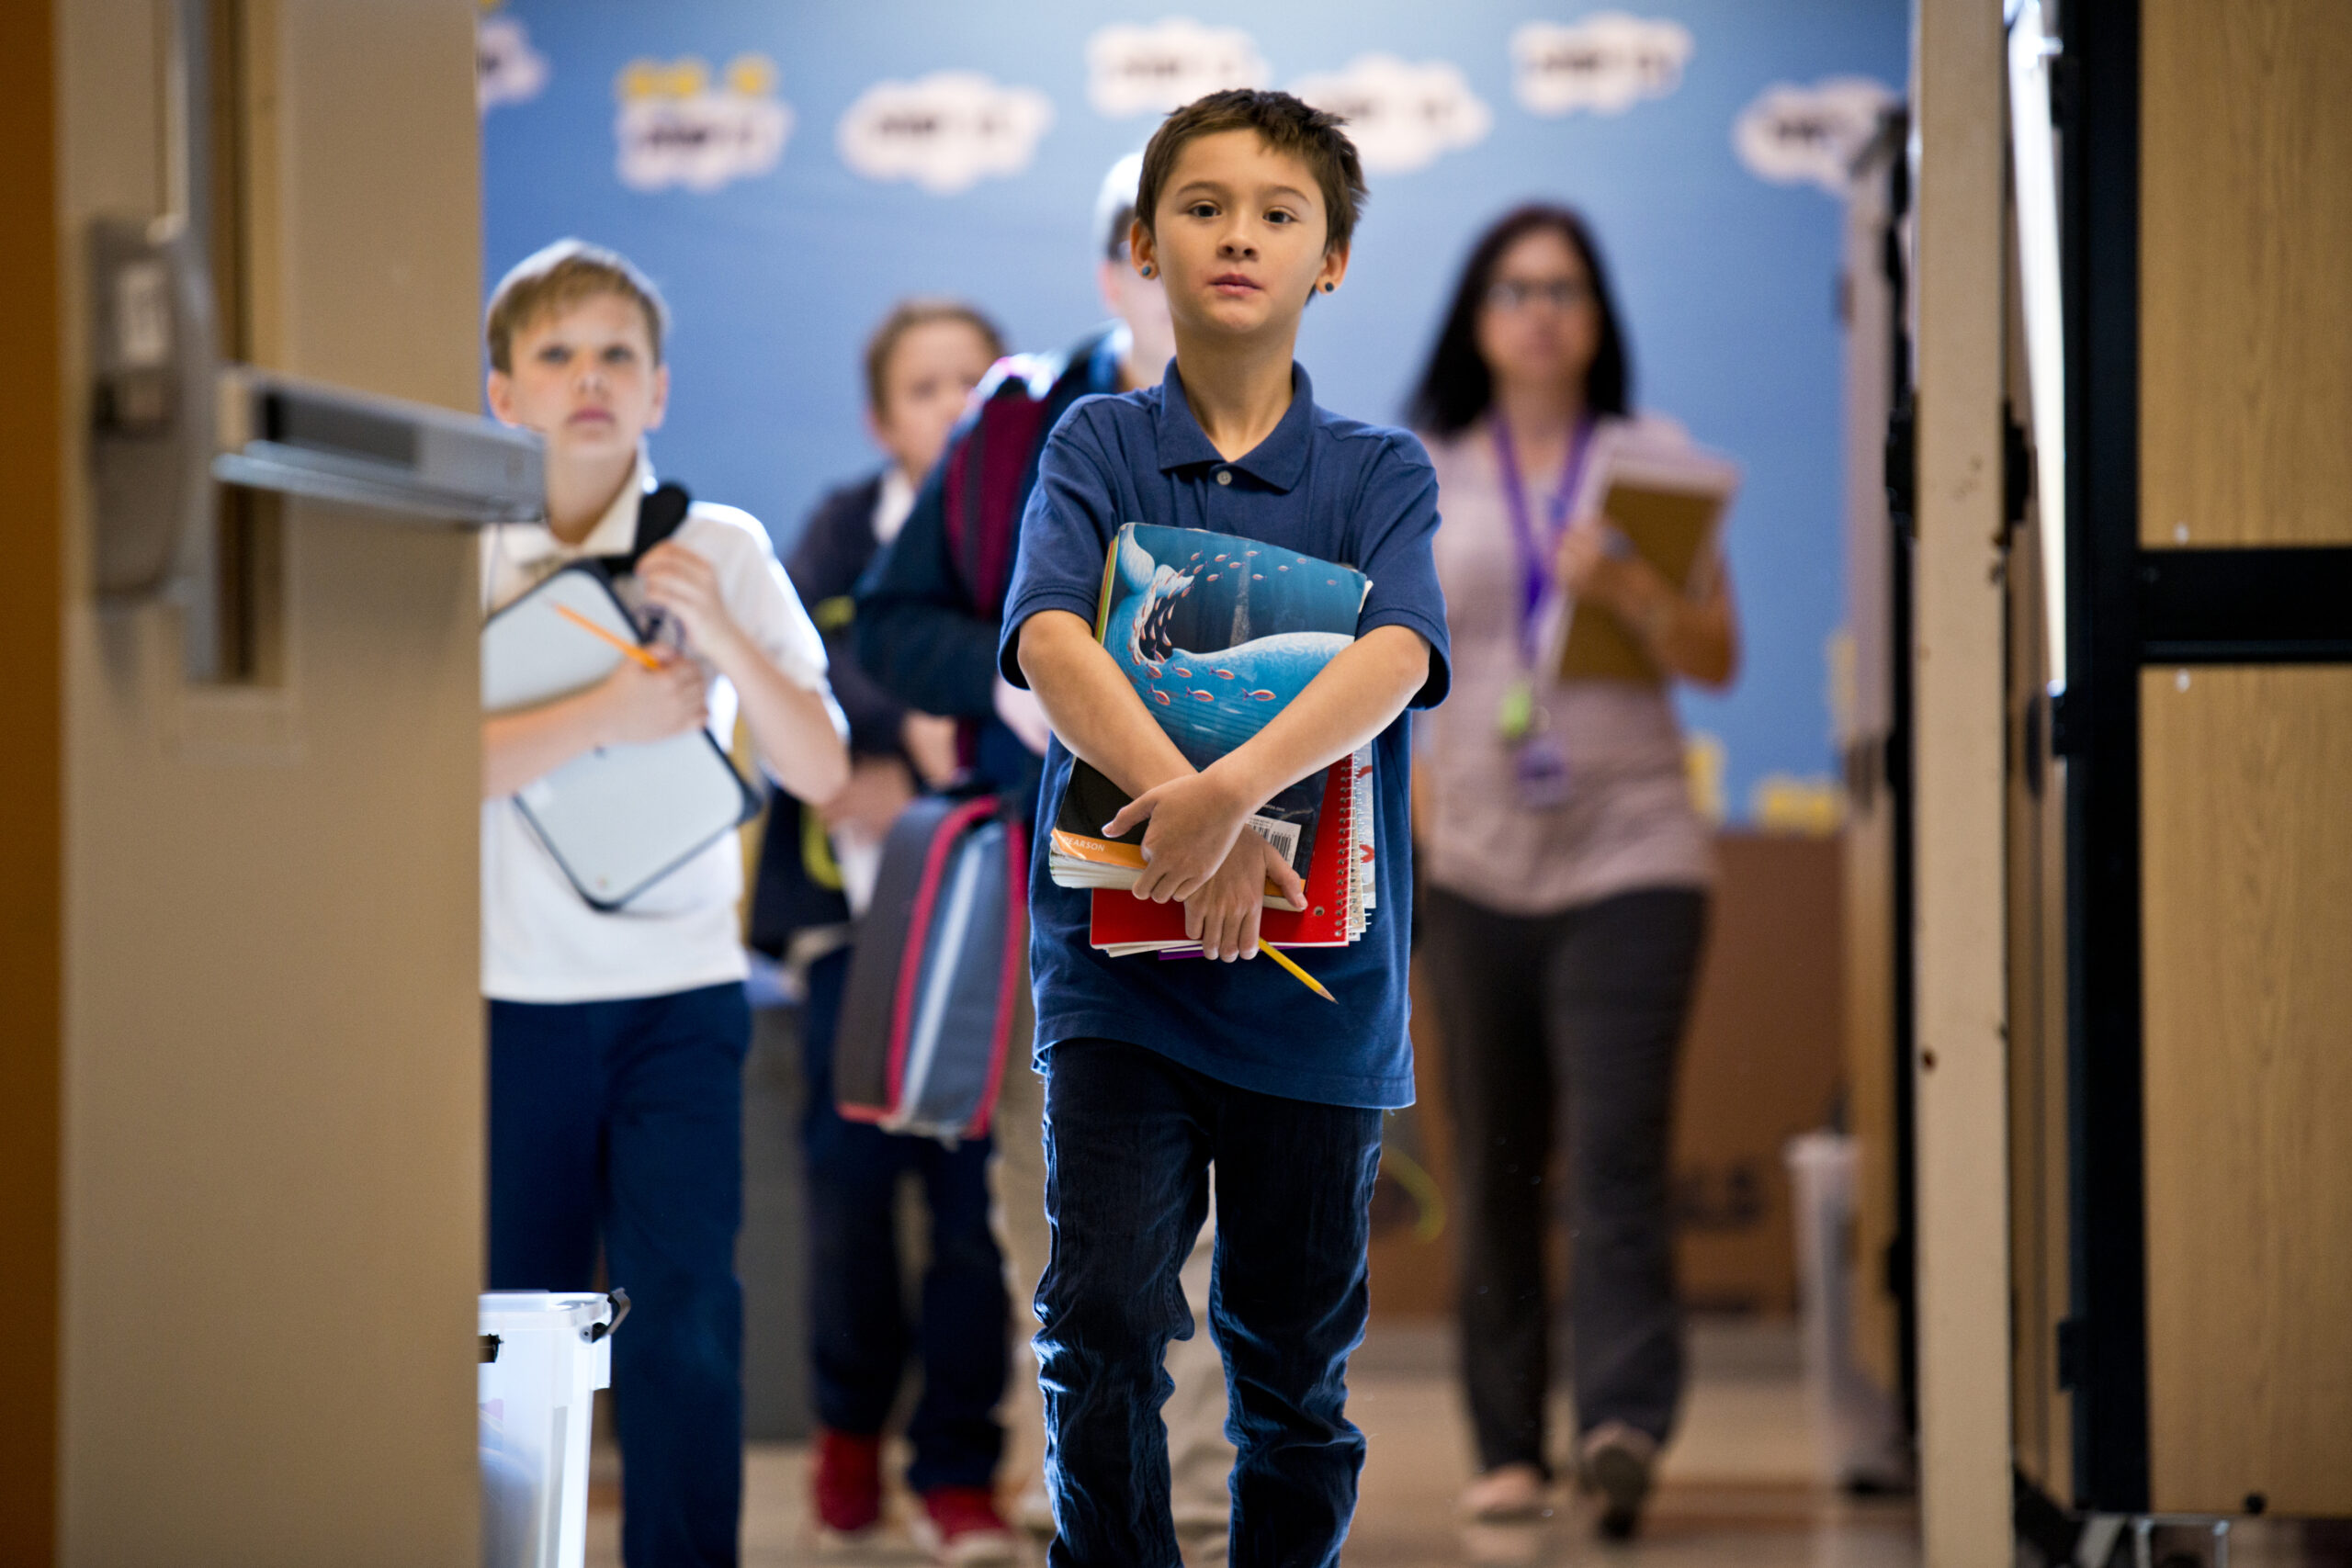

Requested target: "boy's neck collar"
[
  {"left": 1157, "top": 361, "right": 1313, "bottom": 492},
  {"left": 1167, "top": 332, "right": 1301, "bottom": 464}
]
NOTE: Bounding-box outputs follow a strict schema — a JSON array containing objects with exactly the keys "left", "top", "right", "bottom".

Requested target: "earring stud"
[
  {"left": 1322, "top": 282, "right": 1335, "bottom": 293},
  {"left": 1140, "top": 265, "right": 1155, "bottom": 278}
]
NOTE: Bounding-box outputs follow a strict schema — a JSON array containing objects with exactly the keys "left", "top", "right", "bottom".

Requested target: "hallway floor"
[{"left": 586, "top": 1319, "right": 1923, "bottom": 1566}]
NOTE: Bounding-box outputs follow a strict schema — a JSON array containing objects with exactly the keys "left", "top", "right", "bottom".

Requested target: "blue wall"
[{"left": 479, "top": 2, "right": 1904, "bottom": 825}]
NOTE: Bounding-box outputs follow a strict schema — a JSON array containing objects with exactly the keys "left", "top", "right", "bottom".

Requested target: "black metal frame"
[
  {"left": 2056, "top": 0, "right": 2352, "bottom": 1514},
  {"left": 2061, "top": 0, "right": 2153, "bottom": 1513},
  {"left": 1883, "top": 147, "right": 1921, "bottom": 1443}
]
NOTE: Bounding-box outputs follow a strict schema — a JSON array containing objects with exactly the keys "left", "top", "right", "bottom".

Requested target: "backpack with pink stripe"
[{"left": 831, "top": 792, "right": 1027, "bottom": 1143}]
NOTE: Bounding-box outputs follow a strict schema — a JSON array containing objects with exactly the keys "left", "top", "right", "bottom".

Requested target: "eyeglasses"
[{"left": 1484, "top": 277, "right": 1593, "bottom": 312}]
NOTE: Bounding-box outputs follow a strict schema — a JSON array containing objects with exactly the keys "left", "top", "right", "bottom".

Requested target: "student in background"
[
  {"left": 856, "top": 155, "right": 1238, "bottom": 1558},
  {"left": 1406, "top": 205, "right": 1737, "bottom": 1539},
  {"left": 479, "top": 240, "right": 849, "bottom": 1568},
  {"left": 1003, "top": 91, "right": 1449, "bottom": 1565},
  {"left": 747, "top": 299, "right": 1023, "bottom": 1562}
]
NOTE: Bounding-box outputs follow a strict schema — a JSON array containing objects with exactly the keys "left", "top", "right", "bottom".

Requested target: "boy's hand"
[
  {"left": 1105, "top": 769, "right": 1251, "bottom": 905},
  {"left": 900, "top": 712, "right": 962, "bottom": 789},
  {"left": 637, "top": 542, "right": 745, "bottom": 660},
  {"left": 593, "top": 653, "right": 707, "bottom": 746},
  {"left": 1183, "top": 833, "right": 1306, "bottom": 963}
]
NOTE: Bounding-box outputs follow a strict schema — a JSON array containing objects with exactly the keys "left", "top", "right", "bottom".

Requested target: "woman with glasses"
[{"left": 1406, "top": 205, "right": 1738, "bottom": 1539}]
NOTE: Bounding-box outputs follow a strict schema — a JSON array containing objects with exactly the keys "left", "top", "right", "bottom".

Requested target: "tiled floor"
[{"left": 586, "top": 1319, "right": 1922, "bottom": 1566}]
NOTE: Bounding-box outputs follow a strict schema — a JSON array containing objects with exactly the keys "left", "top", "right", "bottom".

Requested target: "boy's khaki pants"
[{"left": 991, "top": 981, "right": 1236, "bottom": 1532}]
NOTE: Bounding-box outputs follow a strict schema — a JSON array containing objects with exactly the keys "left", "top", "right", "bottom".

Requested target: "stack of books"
[{"left": 1046, "top": 523, "right": 1377, "bottom": 961}]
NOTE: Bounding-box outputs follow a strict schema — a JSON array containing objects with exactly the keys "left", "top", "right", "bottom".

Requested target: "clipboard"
[
  {"left": 483, "top": 564, "right": 759, "bottom": 911},
  {"left": 1549, "top": 427, "right": 1739, "bottom": 682}
]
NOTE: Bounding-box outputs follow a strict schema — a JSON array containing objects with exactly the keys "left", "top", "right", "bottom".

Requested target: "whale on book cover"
[{"left": 1102, "top": 524, "right": 1368, "bottom": 769}]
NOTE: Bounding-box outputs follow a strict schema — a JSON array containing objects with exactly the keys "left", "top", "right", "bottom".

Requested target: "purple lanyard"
[{"left": 1491, "top": 415, "right": 1596, "bottom": 669}]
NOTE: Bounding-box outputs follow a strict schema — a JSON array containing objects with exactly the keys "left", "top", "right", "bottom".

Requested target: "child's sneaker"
[
  {"left": 810, "top": 1428, "right": 884, "bottom": 1538},
  {"left": 912, "top": 1486, "right": 1021, "bottom": 1566}
]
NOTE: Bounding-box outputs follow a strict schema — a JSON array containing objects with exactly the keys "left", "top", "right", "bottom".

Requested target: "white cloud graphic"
[
  {"left": 837, "top": 72, "right": 1056, "bottom": 195},
  {"left": 1290, "top": 55, "right": 1492, "bottom": 175},
  {"left": 1511, "top": 13, "right": 1694, "bottom": 116},
  {"left": 1733, "top": 76, "right": 1899, "bottom": 193},
  {"left": 1088, "top": 18, "right": 1269, "bottom": 118},
  {"left": 615, "top": 55, "right": 793, "bottom": 194},
  {"left": 477, "top": 15, "right": 549, "bottom": 114}
]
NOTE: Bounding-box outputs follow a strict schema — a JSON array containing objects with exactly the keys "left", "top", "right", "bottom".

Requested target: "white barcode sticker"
[{"left": 1242, "top": 814, "right": 1300, "bottom": 866}]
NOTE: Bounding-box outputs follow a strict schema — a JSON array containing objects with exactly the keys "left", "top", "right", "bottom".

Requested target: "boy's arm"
[
  {"left": 638, "top": 540, "right": 851, "bottom": 806},
  {"left": 1012, "top": 609, "right": 1194, "bottom": 799},
  {"left": 482, "top": 658, "right": 707, "bottom": 800}
]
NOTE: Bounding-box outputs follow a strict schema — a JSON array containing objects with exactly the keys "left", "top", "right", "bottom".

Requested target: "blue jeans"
[
  {"left": 487, "top": 982, "right": 750, "bottom": 1568},
  {"left": 1036, "top": 1039, "right": 1384, "bottom": 1568},
  {"left": 798, "top": 947, "right": 1006, "bottom": 1491}
]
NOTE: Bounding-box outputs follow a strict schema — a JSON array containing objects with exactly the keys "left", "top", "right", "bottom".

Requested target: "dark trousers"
[
  {"left": 1419, "top": 886, "right": 1708, "bottom": 1475},
  {"left": 798, "top": 947, "right": 1007, "bottom": 1491},
  {"left": 488, "top": 982, "right": 751, "bottom": 1568},
  {"left": 1036, "top": 1039, "right": 1383, "bottom": 1568}
]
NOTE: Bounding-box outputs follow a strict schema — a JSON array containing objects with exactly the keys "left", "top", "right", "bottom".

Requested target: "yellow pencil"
[
  {"left": 552, "top": 602, "right": 664, "bottom": 671},
  {"left": 1258, "top": 940, "right": 1337, "bottom": 1003}
]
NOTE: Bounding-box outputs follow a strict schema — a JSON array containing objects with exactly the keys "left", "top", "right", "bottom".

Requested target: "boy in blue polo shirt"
[{"left": 999, "top": 91, "right": 1450, "bottom": 1566}]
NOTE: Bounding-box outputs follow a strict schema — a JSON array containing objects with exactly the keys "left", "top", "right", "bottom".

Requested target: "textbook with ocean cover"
[{"left": 1048, "top": 523, "right": 1370, "bottom": 893}]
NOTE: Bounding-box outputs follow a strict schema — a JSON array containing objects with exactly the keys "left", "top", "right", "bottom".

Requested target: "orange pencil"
[{"left": 552, "top": 602, "right": 663, "bottom": 671}]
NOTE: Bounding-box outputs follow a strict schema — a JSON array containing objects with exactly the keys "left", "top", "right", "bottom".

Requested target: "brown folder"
[{"left": 1554, "top": 433, "right": 1737, "bottom": 682}]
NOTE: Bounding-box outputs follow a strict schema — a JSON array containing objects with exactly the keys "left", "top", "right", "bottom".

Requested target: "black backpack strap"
[
  {"left": 627, "top": 481, "right": 693, "bottom": 568},
  {"left": 594, "top": 480, "right": 694, "bottom": 574}
]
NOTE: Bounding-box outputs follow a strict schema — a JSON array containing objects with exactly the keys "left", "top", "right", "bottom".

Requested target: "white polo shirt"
[{"left": 481, "top": 457, "right": 840, "bottom": 1003}]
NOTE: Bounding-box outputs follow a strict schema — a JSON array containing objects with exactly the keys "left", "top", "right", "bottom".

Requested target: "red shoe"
[
  {"left": 912, "top": 1485, "right": 1020, "bottom": 1566},
  {"left": 811, "top": 1428, "right": 884, "bottom": 1536}
]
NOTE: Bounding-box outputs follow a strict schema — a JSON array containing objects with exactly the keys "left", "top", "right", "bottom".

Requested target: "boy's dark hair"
[
  {"left": 1407, "top": 203, "right": 1632, "bottom": 437},
  {"left": 863, "top": 299, "right": 1008, "bottom": 418},
  {"left": 484, "top": 238, "right": 670, "bottom": 374},
  {"left": 1136, "top": 89, "right": 1367, "bottom": 255}
]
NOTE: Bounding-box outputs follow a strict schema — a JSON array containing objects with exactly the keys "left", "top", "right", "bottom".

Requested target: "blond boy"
[{"left": 480, "top": 240, "right": 846, "bottom": 1568}]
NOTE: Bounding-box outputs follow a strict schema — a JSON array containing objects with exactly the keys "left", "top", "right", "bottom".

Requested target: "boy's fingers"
[
  {"left": 1102, "top": 789, "right": 1159, "bottom": 839},
  {"left": 1267, "top": 847, "right": 1306, "bottom": 911}
]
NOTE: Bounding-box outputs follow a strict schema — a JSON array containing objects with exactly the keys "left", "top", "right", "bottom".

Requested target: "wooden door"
[{"left": 2137, "top": 0, "right": 2352, "bottom": 1517}]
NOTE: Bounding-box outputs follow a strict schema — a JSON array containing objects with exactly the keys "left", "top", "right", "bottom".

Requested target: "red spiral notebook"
[{"left": 1088, "top": 752, "right": 1365, "bottom": 955}]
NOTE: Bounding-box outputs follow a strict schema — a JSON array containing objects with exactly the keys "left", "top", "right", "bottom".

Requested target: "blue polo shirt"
[{"left": 997, "top": 363, "right": 1451, "bottom": 1110}]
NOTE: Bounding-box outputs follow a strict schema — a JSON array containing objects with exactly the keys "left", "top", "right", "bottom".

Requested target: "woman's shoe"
[
  {"left": 1459, "top": 1461, "right": 1552, "bottom": 1522},
  {"left": 1577, "top": 1421, "right": 1658, "bottom": 1540}
]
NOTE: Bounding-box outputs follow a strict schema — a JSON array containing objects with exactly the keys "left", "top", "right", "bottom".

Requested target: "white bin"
[
  {"left": 1784, "top": 1133, "right": 1911, "bottom": 1491},
  {"left": 480, "top": 1290, "right": 628, "bottom": 1568}
]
